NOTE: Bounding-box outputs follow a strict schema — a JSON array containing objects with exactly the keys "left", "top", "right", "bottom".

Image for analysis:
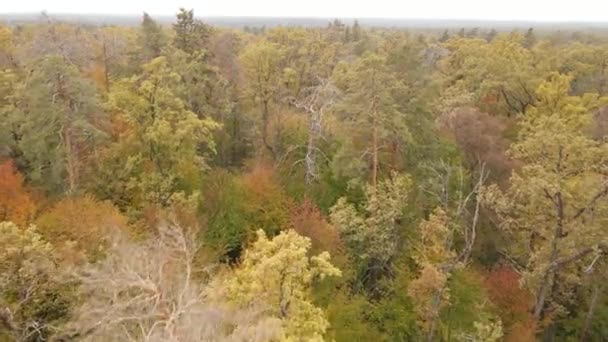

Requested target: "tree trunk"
[
  {"left": 64, "top": 126, "right": 77, "bottom": 194},
  {"left": 305, "top": 114, "right": 317, "bottom": 186},
  {"left": 261, "top": 99, "right": 275, "bottom": 159},
  {"left": 580, "top": 284, "right": 600, "bottom": 342},
  {"left": 102, "top": 41, "right": 110, "bottom": 93},
  {"left": 534, "top": 156, "right": 565, "bottom": 320},
  {"left": 371, "top": 109, "right": 378, "bottom": 188}
]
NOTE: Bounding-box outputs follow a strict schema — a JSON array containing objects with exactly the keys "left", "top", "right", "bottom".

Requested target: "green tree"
[
  {"left": 11, "top": 56, "right": 105, "bottom": 194},
  {"left": 332, "top": 52, "right": 408, "bottom": 186},
  {"left": 330, "top": 174, "right": 411, "bottom": 292},
  {"left": 524, "top": 27, "right": 536, "bottom": 49},
  {"left": 137, "top": 12, "right": 167, "bottom": 62},
  {"left": 173, "top": 8, "right": 212, "bottom": 54}
]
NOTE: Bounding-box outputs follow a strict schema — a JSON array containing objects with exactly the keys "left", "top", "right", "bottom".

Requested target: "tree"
[
  {"left": 35, "top": 195, "right": 128, "bottom": 263},
  {"left": 524, "top": 27, "right": 536, "bottom": 49},
  {"left": 0, "top": 160, "right": 36, "bottom": 226},
  {"left": 438, "top": 107, "right": 513, "bottom": 180},
  {"left": 439, "top": 33, "right": 545, "bottom": 116},
  {"left": 103, "top": 56, "right": 219, "bottom": 207},
  {"left": 292, "top": 77, "right": 339, "bottom": 185},
  {"left": 173, "top": 8, "right": 211, "bottom": 54},
  {"left": 439, "top": 30, "right": 450, "bottom": 43},
  {"left": 137, "top": 13, "right": 166, "bottom": 62},
  {"left": 239, "top": 41, "right": 285, "bottom": 158},
  {"left": 485, "top": 29, "right": 498, "bottom": 42},
  {"left": 0, "top": 24, "right": 16, "bottom": 68},
  {"left": 91, "top": 26, "right": 132, "bottom": 93},
  {"left": 482, "top": 74, "right": 608, "bottom": 325},
  {"left": 332, "top": 52, "right": 408, "bottom": 187},
  {"left": 12, "top": 55, "right": 105, "bottom": 194},
  {"left": 484, "top": 266, "right": 536, "bottom": 341},
  {"left": 0, "top": 221, "right": 71, "bottom": 342},
  {"left": 330, "top": 174, "right": 410, "bottom": 293},
  {"left": 63, "top": 222, "right": 282, "bottom": 341},
  {"left": 408, "top": 208, "right": 454, "bottom": 338},
  {"left": 213, "top": 229, "right": 341, "bottom": 341},
  {"left": 352, "top": 20, "right": 362, "bottom": 41},
  {"left": 169, "top": 48, "right": 231, "bottom": 120}
]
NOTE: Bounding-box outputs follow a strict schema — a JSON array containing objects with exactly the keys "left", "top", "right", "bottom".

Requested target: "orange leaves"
[
  {"left": 290, "top": 199, "right": 342, "bottom": 256},
  {"left": 36, "top": 195, "right": 128, "bottom": 263},
  {"left": 240, "top": 162, "right": 293, "bottom": 236},
  {"left": 0, "top": 160, "right": 36, "bottom": 226},
  {"left": 484, "top": 266, "right": 536, "bottom": 341}
]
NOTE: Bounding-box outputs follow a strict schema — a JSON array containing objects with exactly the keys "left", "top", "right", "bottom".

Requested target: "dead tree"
[{"left": 291, "top": 77, "right": 339, "bottom": 186}]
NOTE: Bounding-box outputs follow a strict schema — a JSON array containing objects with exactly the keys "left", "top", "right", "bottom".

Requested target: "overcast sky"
[{"left": 2, "top": 0, "right": 608, "bottom": 22}]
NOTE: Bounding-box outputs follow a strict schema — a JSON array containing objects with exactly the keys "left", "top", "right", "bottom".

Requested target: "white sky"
[{"left": 2, "top": 0, "right": 608, "bottom": 22}]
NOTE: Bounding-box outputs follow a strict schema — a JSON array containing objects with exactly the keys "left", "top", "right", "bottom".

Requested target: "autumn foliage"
[
  {"left": 290, "top": 199, "right": 342, "bottom": 255},
  {"left": 0, "top": 160, "right": 36, "bottom": 226},
  {"left": 35, "top": 195, "right": 128, "bottom": 262},
  {"left": 484, "top": 266, "right": 536, "bottom": 341}
]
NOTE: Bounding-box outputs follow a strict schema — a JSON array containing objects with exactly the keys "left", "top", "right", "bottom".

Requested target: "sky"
[{"left": 2, "top": 0, "right": 608, "bottom": 22}]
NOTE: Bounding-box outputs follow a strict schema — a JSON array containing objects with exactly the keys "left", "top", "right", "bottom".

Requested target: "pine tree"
[{"left": 173, "top": 8, "right": 211, "bottom": 54}]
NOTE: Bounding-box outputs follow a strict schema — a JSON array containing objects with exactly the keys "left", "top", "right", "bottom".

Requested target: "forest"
[{"left": 0, "top": 9, "right": 607, "bottom": 342}]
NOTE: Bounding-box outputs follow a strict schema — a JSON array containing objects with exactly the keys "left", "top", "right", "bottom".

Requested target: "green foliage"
[
  {"left": 200, "top": 170, "right": 249, "bottom": 259},
  {"left": 9, "top": 55, "right": 105, "bottom": 194},
  {"left": 173, "top": 8, "right": 211, "bottom": 54},
  {"left": 331, "top": 174, "right": 411, "bottom": 264},
  {"left": 137, "top": 13, "right": 167, "bottom": 62}
]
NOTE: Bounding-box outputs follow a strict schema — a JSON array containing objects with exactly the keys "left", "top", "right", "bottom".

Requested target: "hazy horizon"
[{"left": 3, "top": 0, "right": 608, "bottom": 22}]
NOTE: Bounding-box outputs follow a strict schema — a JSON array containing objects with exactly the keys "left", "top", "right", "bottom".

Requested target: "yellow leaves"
[
  {"left": 415, "top": 207, "right": 455, "bottom": 265},
  {"left": 239, "top": 40, "right": 284, "bottom": 101},
  {"left": 407, "top": 263, "right": 450, "bottom": 329},
  {"left": 215, "top": 229, "right": 341, "bottom": 341},
  {"left": 0, "top": 221, "right": 53, "bottom": 281},
  {"left": 36, "top": 195, "right": 128, "bottom": 263}
]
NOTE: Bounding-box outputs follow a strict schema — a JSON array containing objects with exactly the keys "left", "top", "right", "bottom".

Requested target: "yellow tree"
[
  {"left": 0, "top": 222, "right": 70, "bottom": 341},
  {"left": 104, "top": 56, "right": 219, "bottom": 207},
  {"left": 240, "top": 41, "right": 285, "bottom": 158},
  {"left": 408, "top": 208, "right": 455, "bottom": 338},
  {"left": 214, "top": 229, "right": 341, "bottom": 341},
  {"left": 482, "top": 74, "right": 608, "bottom": 323}
]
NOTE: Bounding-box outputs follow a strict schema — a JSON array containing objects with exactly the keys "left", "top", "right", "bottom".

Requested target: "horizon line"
[{"left": 2, "top": 12, "right": 608, "bottom": 24}]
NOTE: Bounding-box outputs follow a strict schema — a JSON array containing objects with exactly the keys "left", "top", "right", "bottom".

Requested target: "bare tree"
[
  {"left": 420, "top": 160, "right": 489, "bottom": 341},
  {"left": 291, "top": 77, "right": 339, "bottom": 186},
  {"left": 58, "top": 221, "right": 281, "bottom": 342}
]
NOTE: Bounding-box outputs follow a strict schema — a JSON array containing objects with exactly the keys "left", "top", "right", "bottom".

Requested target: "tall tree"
[
  {"left": 12, "top": 56, "right": 104, "bottom": 194},
  {"left": 239, "top": 41, "right": 285, "bottom": 158},
  {"left": 0, "top": 222, "right": 71, "bottom": 341},
  {"left": 482, "top": 74, "right": 608, "bottom": 324},
  {"left": 333, "top": 52, "right": 408, "bottom": 187},
  {"left": 173, "top": 8, "right": 211, "bottom": 54},
  {"left": 101, "top": 56, "right": 219, "bottom": 207},
  {"left": 137, "top": 13, "right": 166, "bottom": 62},
  {"left": 330, "top": 174, "right": 411, "bottom": 293}
]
